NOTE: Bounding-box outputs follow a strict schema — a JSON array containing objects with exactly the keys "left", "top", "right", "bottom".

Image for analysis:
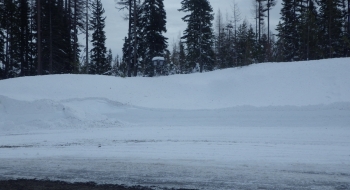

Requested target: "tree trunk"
[
  {"left": 267, "top": 0, "right": 270, "bottom": 44},
  {"left": 133, "top": 0, "right": 137, "bottom": 76},
  {"left": 37, "top": 0, "right": 42, "bottom": 75},
  {"left": 86, "top": 0, "right": 89, "bottom": 73},
  {"left": 258, "top": 0, "right": 261, "bottom": 41},
  {"left": 73, "top": 0, "right": 77, "bottom": 70},
  {"left": 49, "top": 0, "right": 53, "bottom": 73},
  {"left": 127, "top": 0, "right": 132, "bottom": 77}
]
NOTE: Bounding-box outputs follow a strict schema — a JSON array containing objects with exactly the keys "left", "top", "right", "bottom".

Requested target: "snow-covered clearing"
[{"left": 1, "top": 58, "right": 350, "bottom": 189}]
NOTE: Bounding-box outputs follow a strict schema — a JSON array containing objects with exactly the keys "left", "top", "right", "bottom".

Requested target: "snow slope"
[
  {"left": 1, "top": 58, "right": 350, "bottom": 189},
  {"left": 1, "top": 58, "right": 349, "bottom": 109}
]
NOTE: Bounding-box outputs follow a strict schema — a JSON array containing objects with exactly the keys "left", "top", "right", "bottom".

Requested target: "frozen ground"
[{"left": 1, "top": 58, "right": 350, "bottom": 189}]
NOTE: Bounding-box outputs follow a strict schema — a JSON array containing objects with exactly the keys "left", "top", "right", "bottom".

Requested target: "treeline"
[
  {"left": 115, "top": 0, "right": 350, "bottom": 77},
  {"left": 1, "top": 0, "right": 350, "bottom": 80},
  {"left": 0, "top": 0, "right": 111, "bottom": 80},
  {"left": 0, "top": 0, "right": 81, "bottom": 79},
  {"left": 169, "top": 0, "right": 350, "bottom": 75}
]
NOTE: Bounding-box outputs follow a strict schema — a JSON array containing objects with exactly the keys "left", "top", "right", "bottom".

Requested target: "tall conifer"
[
  {"left": 318, "top": 0, "right": 344, "bottom": 58},
  {"left": 179, "top": 0, "right": 215, "bottom": 73},
  {"left": 140, "top": 0, "right": 168, "bottom": 76},
  {"left": 89, "top": 0, "right": 109, "bottom": 74},
  {"left": 277, "top": 0, "right": 298, "bottom": 61}
]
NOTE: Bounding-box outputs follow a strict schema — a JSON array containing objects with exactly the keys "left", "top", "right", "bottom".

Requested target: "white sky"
[{"left": 100, "top": 0, "right": 282, "bottom": 58}]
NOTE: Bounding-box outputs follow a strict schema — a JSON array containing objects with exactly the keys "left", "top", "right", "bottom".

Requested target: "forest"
[{"left": 0, "top": 0, "right": 349, "bottom": 79}]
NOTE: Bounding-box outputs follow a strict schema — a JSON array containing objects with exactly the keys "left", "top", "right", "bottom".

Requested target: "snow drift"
[{"left": 0, "top": 58, "right": 349, "bottom": 109}]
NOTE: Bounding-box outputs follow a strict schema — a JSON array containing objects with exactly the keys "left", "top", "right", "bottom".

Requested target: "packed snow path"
[{"left": 1, "top": 58, "right": 350, "bottom": 189}]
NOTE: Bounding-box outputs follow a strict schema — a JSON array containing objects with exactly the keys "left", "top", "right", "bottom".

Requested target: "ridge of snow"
[{"left": 0, "top": 58, "right": 349, "bottom": 109}]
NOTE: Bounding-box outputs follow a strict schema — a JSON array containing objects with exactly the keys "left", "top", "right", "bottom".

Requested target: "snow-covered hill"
[
  {"left": 1, "top": 58, "right": 350, "bottom": 109},
  {"left": 1, "top": 58, "right": 350, "bottom": 189}
]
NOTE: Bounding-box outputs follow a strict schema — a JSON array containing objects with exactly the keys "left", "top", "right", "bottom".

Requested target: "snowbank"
[{"left": 0, "top": 58, "right": 349, "bottom": 109}]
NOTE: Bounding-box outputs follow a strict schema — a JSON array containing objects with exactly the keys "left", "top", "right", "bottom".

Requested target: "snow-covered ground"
[{"left": 1, "top": 58, "right": 350, "bottom": 189}]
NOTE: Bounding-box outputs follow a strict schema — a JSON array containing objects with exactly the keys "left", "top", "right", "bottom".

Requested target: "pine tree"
[
  {"left": 318, "top": 0, "right": 344, "bottom": 58},
  {"left": 224, "top": 22, "right": 236, "bottom": 67},
  {"left": 139, "top": 0, "right": 168, "bottom": 77},
  {"left": 89, "top": 0, "right": 108, "bottom": 75},
  {"left": 298, "top": 0, "right": 321, "bottom": 60},
  {"left": 236, "top": 20, "right": 255, "bottom": 66},
  {"left": 178, "top": 40, "right": 186, "bottom": 73},
  {"left": 27, "top": 0, "right": 37, "bottom": 76},
  {"left": 84, "top": 0, "right": 90, "bottom": 74},
  {"left": 121, "top": 36, "right": 132, "bottom": 75},
  {"left": 276, "top": 0, "right": 298, "bottom": 61},
  {"left": 266, "top": 0, "right": 277, "bottom": 44},
  {"left": 18, "top": 0, "right": 31, "bottom": 76},
  {"left": 231, "top": 0, "right": 241, "bottom": 67},
  {"left": 37, "top": 0, "right": 42, "bottom": 75},
  {"left": 257, "top": 33, "right": 269, "bottom": 62},
  {"left": 71, "top": 0, "right": 86, "bottom": 72},
  {"left": 214, "top": 9, "right": 225, "bottom": 68},
  {"left": 117, "top": 0, "right": 141, "bottom": 77},
  {"left": 256, "top": 0, "right": 267, "bottom": 42},
  {"left": 348, "top": 0, "right": 350, "bottom": 38},
  {"left": 343, "top": 0, "right": 350, "bottom": 57},
  {"left": 171, "top": 40, "right": 179, "bottom": 73},
  {"left": 30, "top": 0, "right": 76, "bottom": 74},
  {"left": 106, "top": 48, "right": 113, "bottom": 74},
  {"left": 120, "top": 40, "right": 130, "bottom": 77},
  {"left": 246, "top": 25, "right": 257, "bottom": 64},
  {"left": 179, "top": 0, "right": 215, "bottom": 73},
  {"left": 2, "top": 0, "right": 21, "bottom": 78}
]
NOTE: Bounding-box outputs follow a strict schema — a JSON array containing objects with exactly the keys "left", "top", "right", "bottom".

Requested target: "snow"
[
  {"left": 152, "top": 57, "right": 165, "bottom": 61},
  {"left": 0, "top": 58, "right": 350, "bottom": 189}
]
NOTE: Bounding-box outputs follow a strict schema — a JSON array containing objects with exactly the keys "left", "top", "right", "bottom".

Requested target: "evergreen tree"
[
  {"left": 298, "top": 0, "right": 321, "bottom": 60},
  {"left": 276, "top": 0, "right": 299, "bottom": 61},
  {"left": 214, "top": 9, "right": 236, "bottom": 69},
  {"left": 106, "top": 48, "right": 113, "bottom": 72},
  {"left": 29, "top": 0, "right": 82, "bottom": 75},
  {"left": 223, "top": 21, "right": 239, "bottom": 67},
  {"left": 256, "top": 33, "right": 269, "bottom": 62},
  {"left": 171, "top": 39, "right": 186, "bottom": 74},
  {"left": 348, "top": 0, "right": 350, "bottom": 39},
  {"left": 18, "top": 0, "right": 31, "bottom": 76},
  {"left": 120, "top": 40, "right": 130, "bottom": 77},
  {"left": 2, "top": 0, "right": 21, "bottom": 78},
  {"left": 236, "top": 21, "right": 256, "bottom": 66},
  {"left": 179, "top": 0, "right": 215, "bottom": 73},
  {"left": 139, "top": 0, "right": 168, "bottom": 77},
  {"left": 89, "top": 0, "right": 108, "bottom": 75},
  {"left": 171, "top": 40, "right": 179, "bottom": 73},
  {"left": 214, "top": 9, "right": 225, "bottom": 68},
  {"left": 121, "top": 36, "right": 132, "bottom": 75},
  {"left": 84, "top": 0, "right": 90, "bottom": 74},
  {"left": 178, "top": 40, "right": 186, "bottom": 73},
  {"left": 71, "top": 0, "right": 86, "bottom": 72},
  {"left": 318, "top": 0, "right": 344, "bottom": 58},
  {"left": 230, "top": 0, "right": 242, "bottom": 67},
  {"left": 266, "top": 0, "right": 277, "bottom": 44},
  {"left": 256, "top": 0, "right": 267, "bottom": 42},
  {"left": 341, "top": 0, "right": 350, "bottom": 57},
  {"left": 117, "top": 0, "right": 141, "bottom": 77},
  {"left": 27, "top": 0, "right": 37, "bottom": 76}
]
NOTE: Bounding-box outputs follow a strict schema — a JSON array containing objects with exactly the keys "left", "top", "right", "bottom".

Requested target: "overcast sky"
[{"left": 99, "top": 0, "right": 282, "bottom": 58}]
